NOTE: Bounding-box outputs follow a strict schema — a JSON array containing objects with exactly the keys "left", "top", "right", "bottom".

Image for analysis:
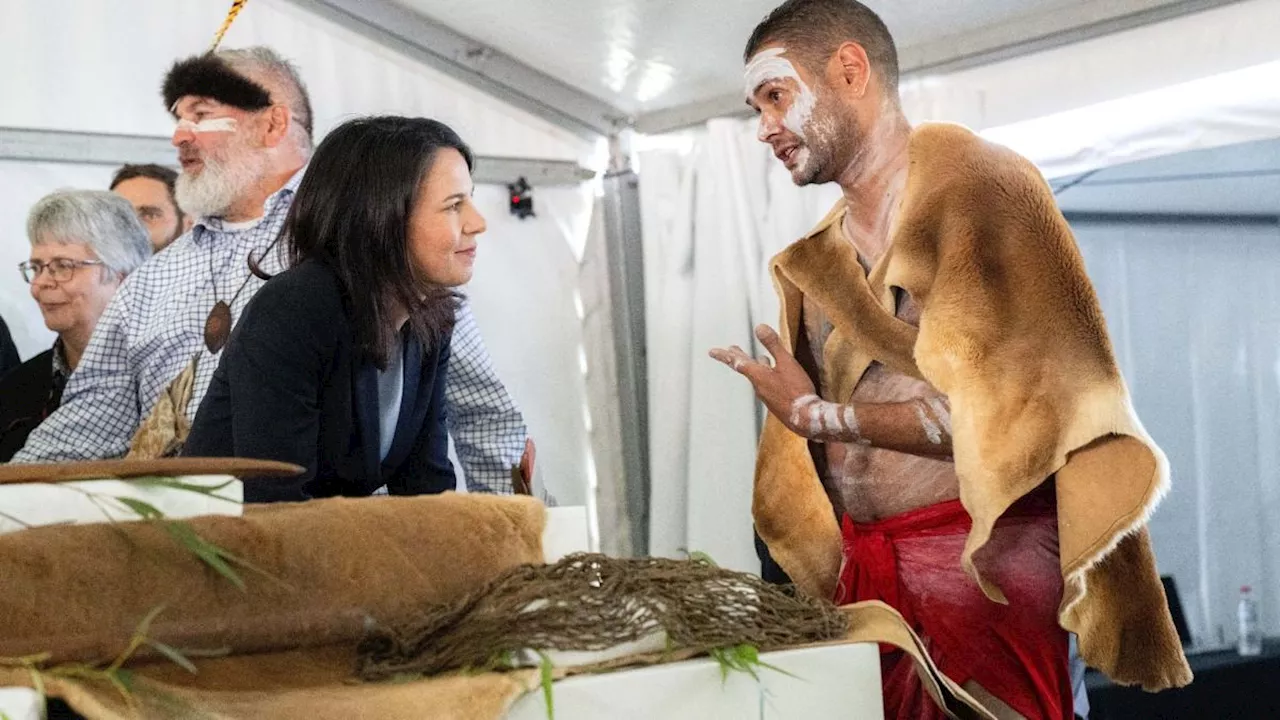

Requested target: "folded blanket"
[{"left": 0, "top": 493, "right": 545, "bottom": 663}]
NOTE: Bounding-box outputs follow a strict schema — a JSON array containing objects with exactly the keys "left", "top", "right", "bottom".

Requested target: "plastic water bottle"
[{"left": 1237, "top": 585, "right": 1262, "bottom": 657}]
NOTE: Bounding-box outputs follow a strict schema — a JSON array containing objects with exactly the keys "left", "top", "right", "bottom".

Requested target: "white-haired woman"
[{"left": 0, "top": 190, "right": 151, "bottom": 461}]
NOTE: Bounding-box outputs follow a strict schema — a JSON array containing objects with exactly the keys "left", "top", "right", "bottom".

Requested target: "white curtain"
[
  {"left": 639, "top": 148, "right": 696, "bottom": 562},
  {"left": 641, "top": 119, "right": 839, "bottom": 573},
  {"left": 579, "top": 196, "right": 624, "bottom": 554}
]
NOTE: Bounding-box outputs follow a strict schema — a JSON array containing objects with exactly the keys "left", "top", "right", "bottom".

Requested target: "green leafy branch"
[
  {"left": 678, "top": 548, "right": 718, "bottom": 567},
  {"left": 537, "top": 651, "right": 555, "bottom": 720},
  {"left": 112, "top": 495, "right": 289, "bottom": 592},
  {"left": 62, "top": 478, "right": 289, "bottom": 592},
  {"left": 707, "top": 644, "right": 798, "bottom": 686}
]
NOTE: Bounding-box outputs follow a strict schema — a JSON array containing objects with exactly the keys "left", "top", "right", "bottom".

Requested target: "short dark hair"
[
  {"left": 744, "top": 0, "right": 899, "bottom": 96},
  {"left": 282, "top": 116, "right": 471, "bottom": 368},
  {"left": 110, "top": 163, "right": 184, "bottom": 220},
  {"left": 110, "top": 163, "right": 178, "bottom": 194}
]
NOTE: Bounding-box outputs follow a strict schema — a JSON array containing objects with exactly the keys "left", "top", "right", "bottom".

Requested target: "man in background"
[{"left": 110, "top": 163, "right": 191, "bottom": 252}]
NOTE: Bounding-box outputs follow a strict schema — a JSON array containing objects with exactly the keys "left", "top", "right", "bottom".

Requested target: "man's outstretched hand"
[{"left": 709, "top": 324, "right": 817, "bottom": 437}]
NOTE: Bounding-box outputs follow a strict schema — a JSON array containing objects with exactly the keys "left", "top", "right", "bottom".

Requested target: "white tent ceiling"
[
  {"left": 394, "top": 0, "right": 1098, "bottom": 115},
  {"left": 367, "top": 0, "right": 1241, "bottom": 133}
]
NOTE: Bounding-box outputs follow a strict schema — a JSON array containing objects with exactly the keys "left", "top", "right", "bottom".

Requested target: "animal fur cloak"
[{"left": 753, "top": 122, "right": 1192, "bottom": 691}]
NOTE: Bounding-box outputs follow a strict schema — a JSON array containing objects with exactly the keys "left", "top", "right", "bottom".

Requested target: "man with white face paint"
[
  {"left": 12, "top": 48, "right": 533, "bottom": 497},
  {"left": 711, "top": 2, "right": 1088, "bottom": 718}
]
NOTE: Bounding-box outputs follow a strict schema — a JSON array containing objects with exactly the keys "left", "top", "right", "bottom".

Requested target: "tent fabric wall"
[
  {"left": 459, "top": 185, "right": 596, "bottom": 509},
  {"left": 0, "top": 0, "right": 601, "bottom": 508},
  {"left": 898, "top": 0, "right": 1280, "bottom": 136},
  {"left": 1073, "top": 219, "right": 1280, "bottom": 645},
  {"left": 895, "top": 0, "right": 1280, "bottom": 178},
  {"left": 638, "top": 148, "right": 696, "bottom": 562},
  {"left": 981, "top": 58, "right": 1280, "bottom": 181}
]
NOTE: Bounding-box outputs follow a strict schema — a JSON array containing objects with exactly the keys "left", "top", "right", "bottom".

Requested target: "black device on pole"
[{"left": 508, "top": 176, "right": 534, "bottom": 219}]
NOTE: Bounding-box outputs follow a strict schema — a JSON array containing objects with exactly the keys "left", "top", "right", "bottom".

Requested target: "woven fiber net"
[{"left": 356, "top": 553, "right": 850, "bottom": 681}]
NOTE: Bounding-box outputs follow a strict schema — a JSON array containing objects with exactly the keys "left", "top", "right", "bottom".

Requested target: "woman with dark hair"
[{"left": 184, "top": 116, "right": 484, "bottom": 502}]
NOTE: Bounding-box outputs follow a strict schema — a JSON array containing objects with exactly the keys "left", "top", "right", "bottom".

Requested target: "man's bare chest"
[{"left": 801, "top": 289, "right": 932, "bottom": 401}]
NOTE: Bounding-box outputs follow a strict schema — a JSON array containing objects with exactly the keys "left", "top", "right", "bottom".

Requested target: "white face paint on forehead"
[
  {"left": 744, "top": 48, "right": 799, "bottom": 98},
  {"left": 744, "top": 47, "right": 817, "bottom": 141},
  {"left": 175, "top": 117, "right": 238, "bottom": 134}
]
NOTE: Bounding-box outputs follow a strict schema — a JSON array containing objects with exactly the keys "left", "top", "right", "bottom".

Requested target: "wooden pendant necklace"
[
  {"left": 193, "top": 0, "right": 262, "bottom": 355},
  {"left": 203, "top": 233, "right": 283, "bottom": 353}
]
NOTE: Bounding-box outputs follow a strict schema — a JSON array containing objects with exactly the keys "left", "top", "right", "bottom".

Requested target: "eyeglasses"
[{"left": 19, "top": 258, "right": 105, "bottom": 284}]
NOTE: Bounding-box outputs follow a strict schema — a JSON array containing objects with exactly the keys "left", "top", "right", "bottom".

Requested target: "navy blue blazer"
[{"left": 184, "top": 260, "right": 456, "bottom": 502}]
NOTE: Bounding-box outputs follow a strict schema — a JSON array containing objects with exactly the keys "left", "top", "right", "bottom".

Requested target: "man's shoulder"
[
  {"left": 907, "top": 123, "right": 1047, "bottom": 197},
  {"left": 908, "top": 122, "right": 990, "bottom": 162}
]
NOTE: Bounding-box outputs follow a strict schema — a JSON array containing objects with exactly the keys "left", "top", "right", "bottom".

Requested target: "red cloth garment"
[{"left": 835, "top": 490, "right": 1072, "bottom": 719}]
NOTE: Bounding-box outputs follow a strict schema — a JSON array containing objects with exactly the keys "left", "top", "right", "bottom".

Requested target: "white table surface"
[{"left": 506, "top": 643, "right": 884, "bottom": 720}]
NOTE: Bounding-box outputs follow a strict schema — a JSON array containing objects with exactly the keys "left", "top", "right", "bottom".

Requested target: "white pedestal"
[
  {"left": 0, "top": 687, "right": 42, "bottom": 720},
  {"left": 506, "top": 643, "right": 884, "bottom": 720},
  {"left": 541, "top": 506, "right": 589, "bottom": 561},
  {"left": 0, "top": 476, "right": 242, "bottom": 534}
]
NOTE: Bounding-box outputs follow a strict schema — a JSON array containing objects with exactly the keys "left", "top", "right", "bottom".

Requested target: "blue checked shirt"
[{"left": 13, "top": 169, "right": 525, "bottom": 493}]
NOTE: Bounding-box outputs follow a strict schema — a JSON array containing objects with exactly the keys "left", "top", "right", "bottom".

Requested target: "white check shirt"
[{"left": 12, "top": 168, "right": 525, "bottom": 493}]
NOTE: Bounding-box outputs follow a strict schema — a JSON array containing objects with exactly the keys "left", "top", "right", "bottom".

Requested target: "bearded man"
[
  {"left": 712, "top": 1, "right": 1191, "bottom": 718},
  {"left": 13, "top": 48, "right": 532, "bottom": 496}
]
